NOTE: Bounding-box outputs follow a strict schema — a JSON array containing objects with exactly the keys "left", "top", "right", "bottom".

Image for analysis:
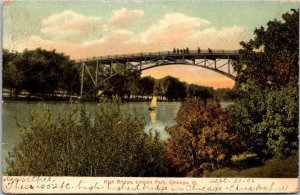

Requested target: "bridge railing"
[{"left": 75, "top": 49, "right": 239, "bottom": 63}]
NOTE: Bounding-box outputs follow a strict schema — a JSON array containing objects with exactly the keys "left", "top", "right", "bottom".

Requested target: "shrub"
[{"left": 6, "top": 102, "right": 169, "bottom": 176}]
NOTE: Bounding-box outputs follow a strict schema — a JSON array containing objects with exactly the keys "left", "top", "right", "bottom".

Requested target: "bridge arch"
[
  {"left": 76, "top": 50, "right": 239, "bottom": 97},
  {"left": 139, "top": 63, "right": 235, "bottom": 80}
]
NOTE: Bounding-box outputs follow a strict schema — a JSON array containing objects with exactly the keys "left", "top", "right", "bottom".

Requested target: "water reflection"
[{"left": 149, "top": 110, "right": 157, "bottom": 124}]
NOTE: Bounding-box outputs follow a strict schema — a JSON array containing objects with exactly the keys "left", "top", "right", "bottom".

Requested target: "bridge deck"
[{"left": 75, "top": 50, "right": 239, "bottom": 64}]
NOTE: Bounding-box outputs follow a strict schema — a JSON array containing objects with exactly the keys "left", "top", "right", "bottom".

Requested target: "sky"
[{"left": 3, "top": 0, "right": 299, "bottom": 88}]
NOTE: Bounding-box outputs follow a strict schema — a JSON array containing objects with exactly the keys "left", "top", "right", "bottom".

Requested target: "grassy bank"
[{"left": 204, "top": 155, "right": 298, "bottom": 178}]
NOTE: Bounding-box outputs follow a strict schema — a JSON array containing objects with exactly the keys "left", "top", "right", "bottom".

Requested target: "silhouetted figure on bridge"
[
  {"left": 173, "top": 48, "right": 176, "bottom": 54},
  {"left": 198, "top": 47, "right": 201, "bottom": 53},
  {"left": 186, "top": 47, "right": 189, "bottom": 54},
  {"left": 180, "top": 49, "right": 183, "bottom": 54},
  {"left": 177, "top": 48, "right": 179, "bottom": 54},
  {"left": 208, "top": 48, "right": 212, "bottom": 53}
]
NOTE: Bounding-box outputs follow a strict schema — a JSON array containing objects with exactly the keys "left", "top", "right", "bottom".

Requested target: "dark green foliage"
[
  {"left": 229, "top": 9, "right": 299, "bottom": 162},
  {"left": 101, "top": 64, "right": 141, "bottom": 100},
  {"left": 235, "top": 9, "right": 298, "bottom": 89},
  {"left": 214, "top": 87, "right": 239, "bottom": 101},
  {"left": 205, "top": 155, "right": 298, "bottom": 178},
  {"left": 3, "top": 48, "right": 80, "bottom": 97},
  {"left": 228, "top": 85, "right": 298, "bottom": 160},
  {"left": 187, "top": 84, "right": 214, "bottom": 99},
  {"left": 154, "top": 76, "right": 187, "bottom": 101},
  {"left": 138, "top": 76, "right": 155, "bottom": 96},
  {"left": 6, "top": 102, "right": 169, "bottom": 176},
  {"left": 3, "top": 49, "right": 23, "bottom": 97}
]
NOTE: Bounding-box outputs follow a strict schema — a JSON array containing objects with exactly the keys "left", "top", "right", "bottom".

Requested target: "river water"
[{"left": 2, "top": 101, "right": 233, "bottom": 172}]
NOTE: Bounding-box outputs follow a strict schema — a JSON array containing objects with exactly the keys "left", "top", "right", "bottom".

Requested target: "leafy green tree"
[
  {"left": 153, "top": 76, "right": 187, "bottom": 101},
  {"left": 187, "top": 84, "right": 214, "bottom": 99},
  {"left": 235, "top": 9, "right": 299, "bottom": 89},
  {"left": 138, "top": 76, "right": 155, "bottom": 96},
  {"left": 6, "top": 102, "right": 169, "bottom": 176},
  {"left": 166, "top": 97, "right": 243, "bottom": 176},
  {"left": 228, "top": 86, "right": 298, "bottom": 160},
  {"left": 101, "top": 64, "right": 141, "bottom": 100},
  {"left": 3, "top": 49, "right": 23, "bottom": 97},
  {"left": 213, "top": 87, "right": 240, "bottom": 101},
  {"left": 153, "top": 79, "right": 165, "bottom": 98},
  {"left": 3, "top": 48, "right": 80, "bottom": 97},
  {"left": 228, "top": 9, "right": 299, "bottom": 162}
]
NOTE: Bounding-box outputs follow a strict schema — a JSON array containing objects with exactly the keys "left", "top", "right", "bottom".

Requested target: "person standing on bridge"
[
  {"left": 186, "top": 47, "right": 189, "bottom": 54},
  {"left": 177, "top": 48, "right": 179, "bottom": 54},
  {"left": 208, "top": 48, "right": 212, "bottom": 53},
  {"left": 173, "top": 48, "right": 176, "bottom": 54},
  {"left": 198, "top": 47, "right": 201, "bottom": 53}
]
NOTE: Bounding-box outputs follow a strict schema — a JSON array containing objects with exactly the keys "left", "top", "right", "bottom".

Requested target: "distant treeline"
[
  {"left": 3, "top": 48, "right": 79, "bottom": 99},
  {"left": 3, "top": 48, "right": 237, "bottom": 101}
]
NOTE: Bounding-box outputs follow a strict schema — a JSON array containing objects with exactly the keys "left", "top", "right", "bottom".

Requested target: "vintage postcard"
[{"left": 2, "top": 0, "right": 299, "bottom": 193}]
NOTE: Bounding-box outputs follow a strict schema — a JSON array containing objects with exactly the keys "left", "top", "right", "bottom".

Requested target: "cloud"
[
  {"left": 41, "top": 10, "right": 104, "bottom": 41},
  {"left": 84, "top": 29, "right": 134, "bottom": 45},
  {"left": 187, "top": 25, "right": 246, "bottom": 50},
  {"left": 24, "top": 12, "right": 245, "bottom": 59},
  {"left": 109, "top": 8, "right": 144, "bottom": 27},
  {"left": 140, "top": 13, "right": 210, "bottom": 44}
]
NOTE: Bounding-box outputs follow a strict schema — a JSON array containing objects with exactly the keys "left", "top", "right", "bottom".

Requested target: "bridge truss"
[{"left": 75, "top": 50, "right": 240, "bottom": 98}]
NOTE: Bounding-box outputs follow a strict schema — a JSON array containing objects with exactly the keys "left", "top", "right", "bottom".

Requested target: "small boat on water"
[{"left": 149, "top": 96, "right": 157, "bottom": 110}]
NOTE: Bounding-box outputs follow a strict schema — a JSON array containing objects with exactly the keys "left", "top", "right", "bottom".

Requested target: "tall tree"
[
  {"left": 235, "top": 9, "right": 299, "bottom": 89},
  {"left": 154, "top": 76, "right": 187, "bottom": 101},
  {"left": 229, "top": 9, "right": 299, "bottom": 161},
  {"left": 3, "top": 48, "right": 80, "bottom": 97},
  {"left": 3, "top": 49, "right": 23, "bottom": 97},
  {"left": 138, "top": 76, "right": 155, "bottom": 96}
]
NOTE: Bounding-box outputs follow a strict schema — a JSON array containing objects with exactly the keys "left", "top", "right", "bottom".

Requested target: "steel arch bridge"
[{"left": 75, "top": 49, "right": 240, "bottom": 98}]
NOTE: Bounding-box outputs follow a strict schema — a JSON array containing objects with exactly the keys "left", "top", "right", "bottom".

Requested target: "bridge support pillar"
[
  {"left": 126, "top": 59, "right": 129, "bottom": 69},
  {"left": 228, "top": 56, "right": 231, "bottom": 74},
  {"left": 95, "top": 61, "right": 98, "bottom": 85},
  {"left": 80, "top": 63, "right": 85, "bottom": 99},
  {"left": 110, "top": 60, "right": 113, "bottom": 75},
  {"left": 214, "top": 59, "right": 217, "bottom": 69}
]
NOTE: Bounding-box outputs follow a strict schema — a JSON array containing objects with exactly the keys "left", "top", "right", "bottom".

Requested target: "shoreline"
[
  {"left": 2, "top": 96, "right": 185, "bottom": 103},
  {"left": 2, "top": 96, "right": 236, "bottom": 103}
]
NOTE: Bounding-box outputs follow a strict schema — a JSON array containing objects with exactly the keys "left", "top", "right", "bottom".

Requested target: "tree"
[
  {"left": 235, "top": 9, "right": 299, "bottom": 89},
  {"left": 228, "top": 9, "right": 299, "bottom": 161},
  {"left": 214, "top": 87, "right": 239, "bottom": 101},
  {"left": 6, "top": 102, "right": 169, "bottom": 176},
  {"left": 3, "top": 48, "right": 80, "bottom": 97},
  {"left": 228, "top": 85, "right": 298, "bottom": 160},
  {"left": 101, "top": 64, "right": 141, "bottom": 100},
  {"left": 166, "top": 97, "right": 243, "bottom": 176},
  {"left": 153, "top": 76, "right": 187, "bottom": 101},
  {"left": 138, "top": 76, "right": 155, "bottom": 96},
  {"left": 187, "top": 84, "right": 214, "bottom": 99},
  {"left": 3, "top": 49, "right": 23, "bottom": 97}
]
